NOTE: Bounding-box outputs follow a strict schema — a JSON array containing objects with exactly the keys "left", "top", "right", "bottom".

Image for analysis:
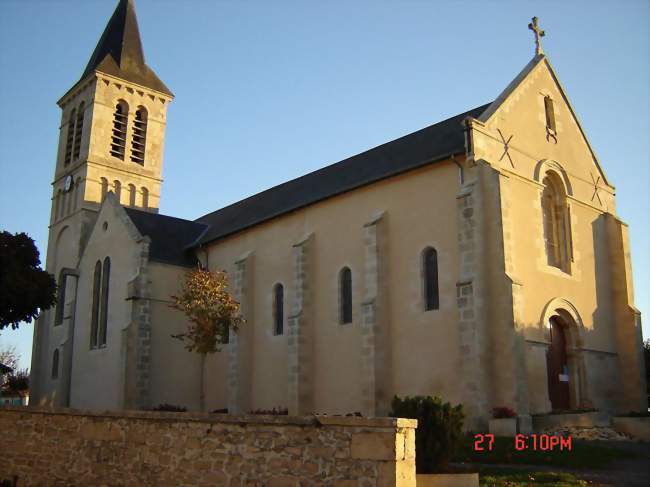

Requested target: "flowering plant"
[{"left": 492, "top": 406, "right": 517, "bottom": 419}]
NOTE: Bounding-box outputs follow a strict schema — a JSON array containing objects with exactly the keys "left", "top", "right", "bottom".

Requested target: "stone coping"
[{"left": 0, "top": 406, "right": 417, "bottom": 429}]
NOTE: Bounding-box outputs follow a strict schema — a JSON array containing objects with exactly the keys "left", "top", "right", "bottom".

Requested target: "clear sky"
[{"left": 1, "top": 0, "right": 648, "bottom": 370}]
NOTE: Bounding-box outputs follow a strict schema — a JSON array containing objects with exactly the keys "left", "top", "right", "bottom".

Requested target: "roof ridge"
[
  {"left": 124, "top": 207, "right": 206, "bottom": 226},
  {"left": 194, "top": 102, "right": 490, "bottom": 245},
  {"left": 195, "top": 102, "right": 490, "bottom": 224}
]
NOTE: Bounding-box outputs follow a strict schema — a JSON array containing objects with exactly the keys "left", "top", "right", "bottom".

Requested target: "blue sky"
[{"left": 0, "top": 0, "right": 648, "bottom": 370}]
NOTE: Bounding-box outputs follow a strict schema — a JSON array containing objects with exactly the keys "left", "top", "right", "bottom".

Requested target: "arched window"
[
  {"left": 74, "top": 178, "right": 82, "bottom": 210},
  {"left": 73, "top": 102, "right": 85, "bottom": 160},
  {"left": 61, "top": 191, "right": 68, "bottom": 217},
  {"left": 273, "top": 283, "right": 284, "bottom": 335},
  {"left": 110, "top": 101, "right": 128, "bottom": 160},
  {"left": 141, "top": 187, "right": 149, "bottom": 208},
  {"left": 128, "top": 184, "right": 136, "bottom": 206},
  {"left": 423, "top": 247, "right": 439, "bottom": 311},
  {"left": 54, "top": 189, "right": 62, "bottom": 220},
  {"left": 339, "top": 267, "right": 352, "bottom": 324},
  {"left": 55, "top": 273, "right": 66, "bottom": 326},
  {"left": 64, "top": 109, "right": 76, "bottom": 166},
  {"left": 100, "top": 177, "right": 109, "bottom": 202},
  {"left": 113, "top": 180, "right": 121, "bottom": 203},
  {"left": 66, "top": 183, "right": 74, "bottom": 215},
  {"left": 544, "top": 96, "right": 556, "bottom": 133},
  {"left": 541, "top": 172, "right": 570, "bottom": 271},
  {"left": 131, "top": 107, "right": 147, "bottom": 165},
  {"left": 51, "top": 349, "right": 59, "bottom": 380},
  {"left": 99, "top": 257, "right": 111, "bottom": 347},
  {"left": 90, "top": 260, "right": 102, "bottom": 349}
]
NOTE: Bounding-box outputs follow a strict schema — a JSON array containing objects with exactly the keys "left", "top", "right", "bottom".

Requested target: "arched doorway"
[
  {"left": 547, "top": 316, "right": 570, "bottom": 410},
  {"left": 540, "top": 298, "right": 591, "bottom": 411}
]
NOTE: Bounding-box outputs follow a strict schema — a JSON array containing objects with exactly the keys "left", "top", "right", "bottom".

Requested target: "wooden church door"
[{"left": 547, "top": 316, "right": 570, "bottom": 410}]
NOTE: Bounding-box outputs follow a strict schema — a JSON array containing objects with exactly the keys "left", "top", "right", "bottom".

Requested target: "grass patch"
[
  {"left": 478, "top": 468, "right": 589, "bottom": 486},
  {"left": 455, "top": 435, "right": 632, "bottom": 469}
]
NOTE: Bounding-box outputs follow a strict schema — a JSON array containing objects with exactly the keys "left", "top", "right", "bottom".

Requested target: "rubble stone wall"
[{"left": 0, "top": 407, "right": 416, "bottom": 486}]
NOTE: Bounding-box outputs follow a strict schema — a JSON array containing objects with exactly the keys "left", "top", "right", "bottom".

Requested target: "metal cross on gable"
[
  {"left": 590, "top": 172, "right": 603, "bottom": 206},
  {"left": 528, "top": 16, "right": 545, "bottom": 56},
  {"left": 497, "top": 129, "right": 515, "bottom": 168}
]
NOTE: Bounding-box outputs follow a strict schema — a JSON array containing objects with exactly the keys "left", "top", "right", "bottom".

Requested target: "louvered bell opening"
[
  {"left": 64, "top": 112, "right": 75, "bottom": 165},
  {"left": 130, "top": 109, "right": 147, "bottom": 165},
  {"left": 110, "top": 107, "right": 128, "bottom": 160},
  {"left": 73, "top": 107, "right": 84, "bottom": 160}
]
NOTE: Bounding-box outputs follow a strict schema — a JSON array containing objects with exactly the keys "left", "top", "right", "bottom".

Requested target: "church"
[{"left": 30, "top": 0, "right": 646, "bottom": 431}]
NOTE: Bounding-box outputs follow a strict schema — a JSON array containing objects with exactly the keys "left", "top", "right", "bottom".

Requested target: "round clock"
[{"left": 64, "top": 175, "right": 73, "bottom": 192}]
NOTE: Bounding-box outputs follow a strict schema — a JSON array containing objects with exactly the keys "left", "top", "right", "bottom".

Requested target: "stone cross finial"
[{"left": 528, "top": 16, "right": 545, "bottom": 56}]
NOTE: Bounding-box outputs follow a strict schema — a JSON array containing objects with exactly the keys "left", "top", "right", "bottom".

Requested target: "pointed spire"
[{"left": 80, "top": 0, "right": 172, "bottom": 96}]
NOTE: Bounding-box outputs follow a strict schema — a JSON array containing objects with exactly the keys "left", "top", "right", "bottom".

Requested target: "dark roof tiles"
[
  {"left": 79, "top": 0, "right": 172, "bottom": 96},
  {"left": 195, "top": 103, "right": 489, "bottom": 245},
  {"left": 123, "top": 103, "right": 489, "bottom": 265},
  {"left": 124, "top": 208, "right": 207, "bottom": 267}
]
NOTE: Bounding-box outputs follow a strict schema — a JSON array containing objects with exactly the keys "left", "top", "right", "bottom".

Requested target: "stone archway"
[{"left": 540, "top": 298, "right": 591, "bottom": 410}]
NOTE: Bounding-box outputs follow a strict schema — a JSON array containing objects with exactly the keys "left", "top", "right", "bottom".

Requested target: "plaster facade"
[{"left": 30, "top": 1, "right": 646, "bottom": 433}]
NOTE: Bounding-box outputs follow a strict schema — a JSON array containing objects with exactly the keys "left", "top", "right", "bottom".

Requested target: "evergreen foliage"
[
  {"left": 0, "top": 231, "right": 56, "bottom": 330},
  {"left": 390, "top": 395, "right": 464, "bottom": 473}
]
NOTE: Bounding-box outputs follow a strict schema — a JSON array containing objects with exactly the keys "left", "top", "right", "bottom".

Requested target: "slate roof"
[
  {"left": 194, "top": 103, "right": 490, "bottom": 246},
  {"left": 124, "top": 208, "right": 207, "bottom": 267},
  {"left": 76, "top": 0, "right": 172, "bottom": 96}
]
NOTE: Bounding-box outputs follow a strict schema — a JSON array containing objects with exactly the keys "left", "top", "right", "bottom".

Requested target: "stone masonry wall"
[{"left": 0, "top": 407, "right": 416, "bottom": 486}]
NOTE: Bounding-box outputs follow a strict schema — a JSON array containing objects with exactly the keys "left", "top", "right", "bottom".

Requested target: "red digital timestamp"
[{"left": 474, "top": 433, "right": 572, "bottom": 451}]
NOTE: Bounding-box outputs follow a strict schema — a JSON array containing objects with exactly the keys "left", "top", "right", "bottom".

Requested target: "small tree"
[
  {"left": 170, "top": 268, "right": 244, "bottom": 411},
  {"left": 4, "top": 369, "right": 29, "bottom": 393},
  {"left": 0, "top": 345, "right": 19, "bottom": 371},
  {"left": 0, "top": 231, "right": 57, "bottom": 330}
]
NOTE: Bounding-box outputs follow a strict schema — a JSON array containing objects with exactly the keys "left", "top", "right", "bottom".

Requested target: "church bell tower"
[{"left": 30, "top": 0, "right": 173, "bottom": 405}]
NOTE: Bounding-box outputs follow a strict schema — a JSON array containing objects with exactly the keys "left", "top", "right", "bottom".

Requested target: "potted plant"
[{"left": 489, "top": 407, "right": 517, "bottom": 437}]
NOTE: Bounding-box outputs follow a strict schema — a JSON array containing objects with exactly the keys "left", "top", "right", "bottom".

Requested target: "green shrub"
[{"left": 390, "top": 395, "right": 464, "bottom": 473}]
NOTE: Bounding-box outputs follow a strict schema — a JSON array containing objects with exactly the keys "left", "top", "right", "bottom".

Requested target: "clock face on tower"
[{"left": 64, "top": 175, "right": 73, "bottom": 192}]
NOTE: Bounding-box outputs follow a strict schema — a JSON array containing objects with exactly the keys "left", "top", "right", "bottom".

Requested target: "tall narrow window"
[
  {"left": 55, "top": 190, "right": 62, "bottom": 220},
  {"left": 64, "top": 109, "right": 76, "bottom": 165},
  {"left": 90, "top": 260, "right": 102, "bottom": 348},
  {"left": 99, "top": 257, "right": 111, "bottom": 347},
  {"left": 66, "top": 184, "right": 74, "bottom": 215},
  {"left": 141, "top": 187, "right": 149, "bottom": 208},
  {"left": 423, "top": 247, "right": 439, "bottom": 311},
  {"left": 113, "top": 180, "right": 121, "bottom": 203},
  {"left": 273, "top": 283, "right": 284, "bottom": 335},
  {"left": 73, "top": 102, "right": 85, "bottom": 160},
  {"left": 61, "top": 191, "right": 68, "bottom": 217},
  {"left": 51, "top": 349, "right": 59, "bottom": 380},
  {"left": 544, "top": 96, "right": 556, "bottom": 132},
  {"left": 73, "top": 178, "right": 80, "bottom": 211},
  {"left": 339, "top": 267, "right": 352, "bottom": 324},
  {"left": 541, "top": 173, "right": 570, "bottom": 271},
  {"left": 54, "top": 274, "right": 67, "bottom": 325},
  {"left": 100, "top": 177, "right": 109, "bottom": 202},
  {"left": 131, "top": 107, "right": 147, "bottom": 165},
  {"left": 128, "top": 184, "right": 136, "bottom": 206},
  {"left": 110, "top": 101, "right": 128, "bottom": 160}
]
